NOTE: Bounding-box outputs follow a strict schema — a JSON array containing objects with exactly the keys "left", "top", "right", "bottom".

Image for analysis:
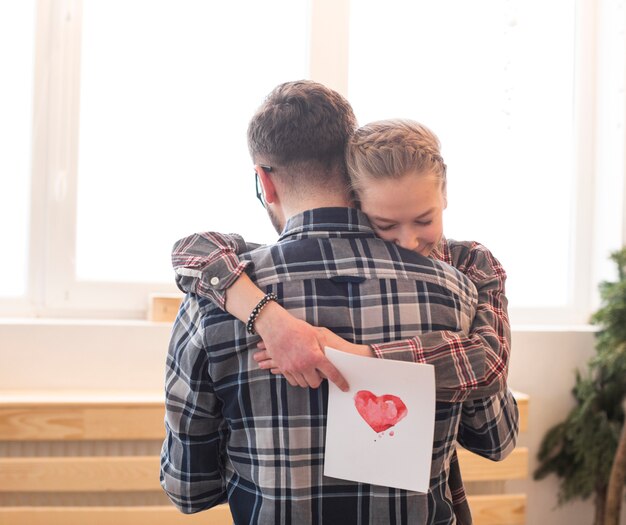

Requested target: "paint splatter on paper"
[
  {"left": 354, "top": 390, "right": 408, "bottom": 433},
  {"left": 324, "top": 348, "right": 435, "bottom": 491}
]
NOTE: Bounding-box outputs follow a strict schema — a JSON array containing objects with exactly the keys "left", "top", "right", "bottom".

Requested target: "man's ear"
[{"left": 256, "top": 164, "right": 279, "bottom": 205}]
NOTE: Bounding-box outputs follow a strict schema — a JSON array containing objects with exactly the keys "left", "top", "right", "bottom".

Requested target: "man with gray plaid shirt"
[{"left": 160, "top": 80, "right": 518, "bottom": 524}]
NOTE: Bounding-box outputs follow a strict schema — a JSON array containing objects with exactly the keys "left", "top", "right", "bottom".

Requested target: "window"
[
  {"left": 0, "top": 1, "right": 36, "bottom": 300},
  {"left": 347, "top": 0, "right": 625, "bottom": 324},
  {"left": 349, "top": 0, "right": 575, "bottom": 311},
  {"left": 2, "top": 0, "right": 624, "bottom": 323},
  {"left": 42, "top": 0, "right": 309, "bottom": 316},
  {"left": 76, "top": 0, "right": 308, "bottom": 284}
]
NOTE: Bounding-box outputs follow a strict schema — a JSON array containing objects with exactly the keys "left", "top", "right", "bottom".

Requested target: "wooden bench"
[{"left": 0, "top": 391, "right": 528, "bottom": 524}]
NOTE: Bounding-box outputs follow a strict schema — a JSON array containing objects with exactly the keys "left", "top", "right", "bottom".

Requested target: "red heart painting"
[{"left": 354, "top": 390, "right": 408, "bottom": 433}]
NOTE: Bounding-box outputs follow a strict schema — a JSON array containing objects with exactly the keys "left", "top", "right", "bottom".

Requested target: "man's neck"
[{"left": 282, "top": 196, "right": 352, "bottom": 221}]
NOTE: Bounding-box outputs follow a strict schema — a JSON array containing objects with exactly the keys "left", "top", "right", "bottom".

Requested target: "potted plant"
[{"left": 534, "top": 248, "right": 626, "bottom": 525}]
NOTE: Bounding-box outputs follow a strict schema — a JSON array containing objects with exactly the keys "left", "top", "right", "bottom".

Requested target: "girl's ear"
[
  {"left": 442, "top": 182, "right": 448, "bottom": 209},
  {"left": 256, "top": 165, "right": 279, "bottom": 205}
]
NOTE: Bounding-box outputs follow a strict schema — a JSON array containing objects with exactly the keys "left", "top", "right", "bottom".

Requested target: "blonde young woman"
[{"left": 171, "top": 119, "right": 517, "bottom": 523}]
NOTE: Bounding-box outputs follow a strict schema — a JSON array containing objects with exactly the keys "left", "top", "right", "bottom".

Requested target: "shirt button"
[{"left": 210, "top": 277, "right": 220, "bottom": 286}]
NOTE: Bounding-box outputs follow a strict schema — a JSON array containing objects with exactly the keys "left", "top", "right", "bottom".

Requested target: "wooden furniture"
[
  {"left": 148, "top": 294, "right": 183, "bottom": 323},
  {"left": 0, "top": 391, "right": 527, "bottom": 525}
]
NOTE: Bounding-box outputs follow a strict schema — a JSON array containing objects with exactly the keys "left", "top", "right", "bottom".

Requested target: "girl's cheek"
[
  {"left": 422, "top": 227, "right": 436, "bottom": 243},
  {"left": 429, "top": 223, "right": 443, "bottom": 242}
]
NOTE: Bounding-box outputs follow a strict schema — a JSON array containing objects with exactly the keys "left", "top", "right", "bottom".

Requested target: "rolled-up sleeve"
[{"left": 172, "top": 232, "right": 255, "bottom": 310}]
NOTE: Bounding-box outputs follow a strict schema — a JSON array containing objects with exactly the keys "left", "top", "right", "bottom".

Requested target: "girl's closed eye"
[
  {"left": 415, "top": 219, "right": 433, "bottom": 226},
  {"left": 374, "top": 223, "right": 396, "bottom": 231}
]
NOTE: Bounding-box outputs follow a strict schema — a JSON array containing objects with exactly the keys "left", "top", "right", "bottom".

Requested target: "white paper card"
[{"left": 323, "top": 347, "right": 435, "bottom": 493}]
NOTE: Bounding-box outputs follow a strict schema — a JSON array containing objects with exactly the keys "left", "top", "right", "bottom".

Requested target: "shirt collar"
[{"left": 278, "top": 207, "right": 376, "bottom": 241}]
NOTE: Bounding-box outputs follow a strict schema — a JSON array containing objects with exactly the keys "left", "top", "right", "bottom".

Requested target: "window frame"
[{"left": 2, "top": 0, "right": 624, "bottom": 324}]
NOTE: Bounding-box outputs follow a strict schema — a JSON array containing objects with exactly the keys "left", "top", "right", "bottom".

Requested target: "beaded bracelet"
[{"left": 246, "top": 292, "right": 278, "bottom": 335}]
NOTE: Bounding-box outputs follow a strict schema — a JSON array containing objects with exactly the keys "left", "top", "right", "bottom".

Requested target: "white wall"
[
  {"left": 0, "top": 320, "right": 171, "bottom": 392},
  {"left": 2, "top": 321, "right": 625, "bottom": 523}
]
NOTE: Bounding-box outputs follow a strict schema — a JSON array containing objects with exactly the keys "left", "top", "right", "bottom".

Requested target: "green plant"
[{"left": 534, "top": 248, "right": 626, "bottom": 525}]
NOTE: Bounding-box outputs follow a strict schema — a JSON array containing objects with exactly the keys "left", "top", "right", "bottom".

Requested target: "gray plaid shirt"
[{"left": 161, "top": 207, "right": 518, "bottom": 524}]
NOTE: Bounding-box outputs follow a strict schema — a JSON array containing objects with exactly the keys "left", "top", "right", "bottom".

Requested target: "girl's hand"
[
  {"left": 314, "top": 327, "right": 373, "bottom": 357},
  {"left": 253, "top": 304, "right": 349, "bottom": 391},
  {"left": 254, "top": 326, "right": 373, "bottom": 383}
]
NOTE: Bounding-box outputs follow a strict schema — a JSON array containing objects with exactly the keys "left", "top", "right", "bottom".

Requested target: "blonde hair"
[{"left": 346, "top": 119, "right": 447, "bottom": 195}]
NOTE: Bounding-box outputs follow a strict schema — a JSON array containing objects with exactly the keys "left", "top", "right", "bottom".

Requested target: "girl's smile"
[{"left": 360, "top": 171, "right": 446, "bottom": 257}]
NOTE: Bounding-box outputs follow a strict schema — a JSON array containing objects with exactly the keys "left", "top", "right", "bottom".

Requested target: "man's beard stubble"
[{"left": 267, "top": 206, "right": 283, "bottom": 235}]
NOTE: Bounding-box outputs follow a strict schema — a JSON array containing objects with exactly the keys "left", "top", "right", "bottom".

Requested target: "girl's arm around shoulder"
[
  {"left": 444, "top": 239, "right": 508, "bottom": 293},
  {"left": 172, "top": 231, "right": 259, "bottom": 310},
  {"left": 371, "top": 239, "right": 511, "bottom": 403},
  {"left": 171, "top": 231, "right": 349, "bottom": 392},
  {"left": 446, "top": 239, "right": 511, "bottom": 397}
]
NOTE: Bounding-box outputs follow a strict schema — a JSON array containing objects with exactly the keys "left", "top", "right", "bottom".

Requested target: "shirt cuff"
[
  {"left": 175, "top": 253, "right": 251, "bottom": 311},
  {"left": 371, "top": 337, "right": 425, "bottom": 363}
]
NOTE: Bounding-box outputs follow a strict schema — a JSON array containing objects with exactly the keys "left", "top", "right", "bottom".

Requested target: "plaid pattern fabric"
[
  {"left": 372, "top": 238, "right": 511, "bottom": 403},
  {"left": 162, "top": 208, "right": 519, "bottom": 524},
  {"left": 172, "top": 231, "right": 255, "bottom": 310},
  {"left": 172, "top": 234, "right": 511, "bottom": 405}
]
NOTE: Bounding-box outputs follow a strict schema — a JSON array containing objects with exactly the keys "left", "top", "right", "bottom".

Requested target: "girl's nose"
[{"left": 395, "top": 232, "right": 419, "bottom": 252}]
